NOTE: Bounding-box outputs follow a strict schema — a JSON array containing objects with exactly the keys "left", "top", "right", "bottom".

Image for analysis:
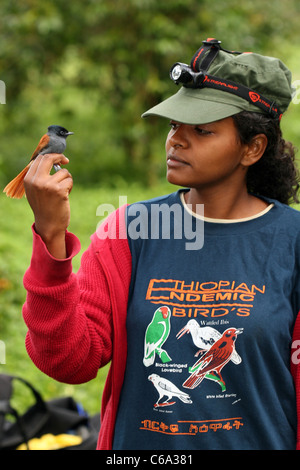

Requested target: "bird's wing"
[
  {"left": 146, "top": 321, "right": 167, "bottom": 347},
  {"left": 183, "top": 349, "right": 223, "bottom": 389},
  {"left": 144, "top": 341, "right": 155, "bottom": 359},
  {"left": 196, "top": 352, "right": 215, "bottom": 371},
  {"left": 183, "top": 371, "right": 205, "bottom": 389},
  {"left": 158, "top": 379, "right": 172, "bottom": 392},
  {"left": 158, "top": 379, "right": 192, "bottom": 402},
  {"left": 158, "top": 378, "right": 182, "bottom": 394},
  {"left": 201, "top": 342, "right": 232, "bottom": 370},
  {"left": 199, "top": 330, "right": 221, "bottom": 347},
  {"left": 190, "top": 341, "right": 232, "bottom": 375},
  {"left": 30, "top": 134, "right": 50, "bottom": 161},
  {"left": 144, "top": 321, "right": 166, "bottom": 361},
  {"left": 202, "top": 327, "right": 221, "bottom": 338},
  {"left": 230, "top": 349, "right": 242, "bottom": 364}
]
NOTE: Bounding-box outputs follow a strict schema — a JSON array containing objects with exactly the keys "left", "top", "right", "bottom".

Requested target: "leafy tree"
[{"left": 0, "top": 0, "right": 300, "bottom": 186}]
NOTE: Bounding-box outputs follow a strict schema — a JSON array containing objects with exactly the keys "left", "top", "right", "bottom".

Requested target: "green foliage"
[{"left": 1, "top": 0, "right": 300, "bottom": 188}]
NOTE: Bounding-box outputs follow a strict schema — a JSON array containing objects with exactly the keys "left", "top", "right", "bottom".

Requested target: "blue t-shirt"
[{"left": 113, "top": 190, "right": 300, "bottom": 450}]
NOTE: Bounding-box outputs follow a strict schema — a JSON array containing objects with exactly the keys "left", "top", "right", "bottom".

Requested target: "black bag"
[{"left": 0, "top": 374, "right": 100, "bottom": 450}]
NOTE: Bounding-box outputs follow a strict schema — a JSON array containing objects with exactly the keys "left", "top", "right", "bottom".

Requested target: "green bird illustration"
[{"left": 143, "top": 306, "right": 172, "bottom": 367}]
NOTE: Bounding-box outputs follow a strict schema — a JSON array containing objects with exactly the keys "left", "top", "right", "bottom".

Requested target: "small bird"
[
  {"left": 176, "top": 319, "right": 242, "bottom": 364},
  {"left": 3, "top": 125, "right": 74, "bottom": 199},
  {"left": 143, "top": 306, "right": 172, "bottom": 367},
  {"left": 182, "top": 327, "right": 243, "bottom": 390},
  {"left": 148, "top": 374, "right": 192, "bottom": 407}
]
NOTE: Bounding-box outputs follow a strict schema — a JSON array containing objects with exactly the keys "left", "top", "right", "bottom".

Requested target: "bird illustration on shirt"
[
  {"left": 148, "top": 374, "right": 192, "bottom": 407},
  {"left": 176, "top": 319, "right": 242, "bottom": 364},
  {"left": 143, "top": 306, "right": 172, "bottom": 367},
  {"left": 3, "top": 125, "right": 73, "bottom": 199},
  {"left": 182, "top": 327, "right": 243, "bottom": 390}
]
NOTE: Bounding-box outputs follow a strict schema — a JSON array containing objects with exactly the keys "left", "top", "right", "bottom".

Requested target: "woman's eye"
[
  {"left": 169, "top": 121, "right": 178, "bottom": 130},
  {"left": 195, "top": 127, "right": 211, "bottom": 135}
]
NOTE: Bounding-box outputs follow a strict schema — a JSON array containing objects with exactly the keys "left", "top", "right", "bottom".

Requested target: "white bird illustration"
[
  {"left": 176, "top": 319, "right": 241, "bottom": 364},
  {"left": 148, "top": 374, "right": 193, "bottom": 407}
]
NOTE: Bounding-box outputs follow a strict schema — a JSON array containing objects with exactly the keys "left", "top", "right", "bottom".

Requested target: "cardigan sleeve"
[{"left": 22, "top": 219, "right": 121, "bottom": 385}]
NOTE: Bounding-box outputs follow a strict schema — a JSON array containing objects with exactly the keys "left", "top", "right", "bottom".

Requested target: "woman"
[{"left": 22, "top": 39, "right": 300, "bottom": 450}]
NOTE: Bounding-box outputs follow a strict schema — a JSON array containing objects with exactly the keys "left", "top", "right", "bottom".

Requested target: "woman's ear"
[{"left": 241, "top": 134, "right": 268, "bottom": 167}]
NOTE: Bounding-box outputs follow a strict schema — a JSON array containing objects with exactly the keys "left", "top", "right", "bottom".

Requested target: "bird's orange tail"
[{"left": 3, "top": 163, "right": 31, "bottom": 199}]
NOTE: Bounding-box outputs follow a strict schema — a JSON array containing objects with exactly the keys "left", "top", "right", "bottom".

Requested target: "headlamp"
[
  {"left": 169, "top": 60, "right": 282, "bottom": 120},
  {"left": 170, "top": 63, "right": 205, "bottom": 87}
]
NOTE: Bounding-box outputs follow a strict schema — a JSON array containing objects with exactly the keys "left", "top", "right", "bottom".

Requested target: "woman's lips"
[{"left": 167, "top": 155, "right": 189, "bottom": 167}]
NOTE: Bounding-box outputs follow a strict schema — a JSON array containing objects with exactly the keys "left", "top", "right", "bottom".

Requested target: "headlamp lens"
[
  {"left": 171, "top": 64, "right": 183, "bottom": 81},
  {"left": 170, "top": 63, "right": 194, "bottom": 85}
]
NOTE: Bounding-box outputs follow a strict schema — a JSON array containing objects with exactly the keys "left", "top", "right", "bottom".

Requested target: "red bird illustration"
[{"left": 182, "top": 327, "right": 243, "bottom": 390}]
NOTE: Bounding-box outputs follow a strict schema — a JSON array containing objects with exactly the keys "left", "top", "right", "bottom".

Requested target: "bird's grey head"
[{"left": 47, "top": 125, "right": 74, "bottom": 138}]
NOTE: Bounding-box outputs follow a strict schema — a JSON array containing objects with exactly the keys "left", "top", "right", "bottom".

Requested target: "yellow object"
[{"left": 17, "top": 433, "right": 83, "bottom": 450}]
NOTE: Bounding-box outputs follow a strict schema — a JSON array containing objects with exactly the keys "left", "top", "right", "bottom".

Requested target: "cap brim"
[{"left": 142, "top": 87, "right": 247, "bottom": 125}]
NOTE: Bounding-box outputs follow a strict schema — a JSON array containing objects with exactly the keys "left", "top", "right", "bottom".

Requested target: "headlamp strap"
[
  {"left": 190, "top": 38, "right": 222, "bottom": 72},
  {"left": 191, "top": 38, "right": 242, "bottom": 73},
  {"left": 189, "top": 38, "right": 282, "bottom": 120},
  {"left": 199, "top": 73, "right": 282, "bottom": 119}
]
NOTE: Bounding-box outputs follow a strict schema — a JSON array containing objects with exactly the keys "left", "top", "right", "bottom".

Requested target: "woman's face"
[{"left": 165, "top": 117, "right": 249, "bottom": 191}]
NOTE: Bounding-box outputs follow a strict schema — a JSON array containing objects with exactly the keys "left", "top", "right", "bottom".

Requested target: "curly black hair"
[{"left": 232, "top": 111, "right": 300, "bottom": 205}]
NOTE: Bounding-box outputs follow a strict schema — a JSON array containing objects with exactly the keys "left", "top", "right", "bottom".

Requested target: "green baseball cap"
[{"left": 142, "top": 39, "right": 293, "bottom": 124}]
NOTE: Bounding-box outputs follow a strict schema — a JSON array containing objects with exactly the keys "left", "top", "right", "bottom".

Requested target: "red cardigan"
[
  {"left": 23, "top": 206, "right": 131, "bottom": 450},
  {"left": 23, "top": 204, "right": 300, "bottom": 450}
]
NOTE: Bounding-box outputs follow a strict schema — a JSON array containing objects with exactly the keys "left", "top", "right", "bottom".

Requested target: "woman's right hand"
[{"left": 24, "top": 153, "right": 73, "bottom": 259}]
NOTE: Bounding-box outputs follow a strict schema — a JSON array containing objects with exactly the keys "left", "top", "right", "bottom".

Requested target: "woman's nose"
[{"left": 168, "top": 124, "right": 189, "bottom": 148}]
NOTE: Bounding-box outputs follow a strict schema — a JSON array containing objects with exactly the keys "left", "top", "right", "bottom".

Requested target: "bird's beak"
[
  {"left": 176, "top": 326, "right": 189, "bottom": 339},
  {"left": 67, "top": 132, "right": 74, "bottom": 135},
  {"left": 235, "top": 328, "right": 244, "bottom": 335}
]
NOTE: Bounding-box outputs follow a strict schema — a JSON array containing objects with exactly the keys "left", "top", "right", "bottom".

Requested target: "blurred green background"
[{"left": 1, "top": 0, "right": 300, "bottom": 419}]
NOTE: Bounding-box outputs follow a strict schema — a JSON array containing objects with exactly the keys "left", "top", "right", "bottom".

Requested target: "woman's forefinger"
[{"left": 26, "top": 153, "right": 69, "bottom": 179}]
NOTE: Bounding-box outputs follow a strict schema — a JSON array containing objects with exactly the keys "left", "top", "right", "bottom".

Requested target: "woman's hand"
[{"left": 24, "top": 153, "right": 73, "bottom": 259}]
